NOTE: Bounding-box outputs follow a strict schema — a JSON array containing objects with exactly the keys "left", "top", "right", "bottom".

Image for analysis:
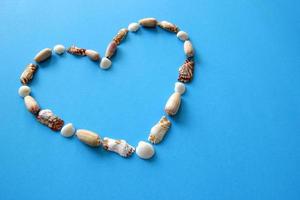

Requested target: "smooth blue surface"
[{"left": 0, "top": 0, "right": 299, "bottom": 199}]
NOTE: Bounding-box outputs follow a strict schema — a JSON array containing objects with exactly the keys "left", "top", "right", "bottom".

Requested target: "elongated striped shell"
[
  {"left": 102, "top": 137, "right": 135, "bottom": 157},
  {"left": 34, "top": 48, "right": 52, "bottom": 63},
  {"left": 158, "top": 21, "right": 179, "bottom": 33},
  {"left": 67, "top": 45, "right": 86, "bottom": 56},
  {"left": 37, "top": 109, "right": 64, "bottom": 131},
  {"left": 24, "top": 95, "right": 40, "bottom": 115},
  {"left": 76, "top": 129, "right": 101, "bottom": 147},
  {"left": 178, "top": 59, "right": 194, "bottom": 83},
  {"left": 184, "top": 40, "right": 194, "bottom": 57},
  {"left": 139, "top": 18, "right": 157, "bottom": 28},
  {"left": 148, "top": 116, "right": 171, "bottom": 144},
  {"left": 113, "top": 28, "right": 128, "bottom": 45},
  {"left": 105, "top": 41, "right": 117, "bottom": 58},
  {"left": 20, "top": 63, "right": 38, "bottom": 85},
  {"left": 165, "top": 92, "right": 181, "bottom": 116}
]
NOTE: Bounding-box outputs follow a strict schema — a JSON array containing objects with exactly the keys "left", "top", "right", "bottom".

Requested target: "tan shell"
[
  {"left": 164, "top": 92, "right": 181, "bottom": 116},
  {"left": 36, "top": 109, "right": 64, "bottom": 131},
  {"left": 184, "top": 40, "right": 194, "bottom": 57},
  {"left": 24, "top": 96, "right": 40, "bottom": 115},
  {"left": 34, "top": 48, "right": 52, "bottom": 63},
  {"left": 105, "top": 41, "right": 117, "bottom": 58},
  {"left": 113, "top": 28, "right": 128, "bottom": 45},
  {"left": 20, "top": 63, "right": 38, "bottom": 85},
  {"left": 139, "top": 18, "right": 157, "bottom": 28},
  {"left": 85, "top": 49, "right": 100, "bottom": 61},
  {"left": 148, "top": 116, "right": 171, "bottom": 144},
  {"left": 158, "top": 21, "right": 179, "bottom": 33},
  {"left": 67, "top": 45, "right": 86, "bottom": 56},
  {"left": 76, "top": 129, "right": 101, "bottom": 147}
]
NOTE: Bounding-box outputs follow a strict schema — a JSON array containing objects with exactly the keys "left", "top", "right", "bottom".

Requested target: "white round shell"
[
  {"left": 128, "top": 22, "right": 140, "bottom": 32},
  {"left": 18, "top": 85, "right": 31, "bottom": 97},
  {"left": 136, "top": 141, "right": 155, "bottom": 159},
  {"left": 174, "top": 82, "right": 186, "bottom": 95},
  {"left": 60, "top": 123, "right": 75, "bottom": 137},
  {"left": 177, "top": 31, "right": 189, "bottom": 41},
  {"left": 100, "top": 57, "right": 112, "bottom": 69},
  {"left": 53, "top": 44, "right": 65, "bottom": 55}
]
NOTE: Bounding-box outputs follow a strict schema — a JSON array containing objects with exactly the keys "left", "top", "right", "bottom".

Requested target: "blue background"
[{"left": 0, "top": 0, "right": 299, "bottom": 199}]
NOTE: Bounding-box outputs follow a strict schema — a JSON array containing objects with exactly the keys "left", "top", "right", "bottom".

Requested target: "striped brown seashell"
[
  {"left": 113, "top": 28, "right": 128, "bottom": 45},
  {"left": 67, "top": 45, "right": 86, "bottom": 56},
  {"left": 20, "top": 63, "right": 38, "bottom": 85},
  {"left": 178, "top": 59, "right": 195, "bottom": 83}
]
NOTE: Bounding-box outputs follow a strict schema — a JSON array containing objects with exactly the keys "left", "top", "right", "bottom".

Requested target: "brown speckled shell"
[
  {"left": 20, "top": 63, "right": 38, "bottom": 85},
  {"left": 67, "top": 45, "right": 86, "bottom": 56},
  {"left": 113, "top": 28, "right": 128, "bottom": 45},
  {"left": 37, "top": 109, "right": 64, "bottom": 131},
  {"left": 178, "top": 59, "right": 194, "bottom": 83},
  {"left": 158, "top": 21, "right": 179, "bottom": 33}
]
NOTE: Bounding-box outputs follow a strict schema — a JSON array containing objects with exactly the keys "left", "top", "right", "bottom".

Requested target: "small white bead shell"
[
  {"left": 128, "top": 22, "right": 140, "bottom": 32},
  {"left": 18, "top": 85, "right": 31, "bottom": 97},
  {"left": 174, "top": 82, "right": 186, "bottom": 95},
  {"left": 136, "top": 141, "right": 155, "bottom": 159},
  {"left": 53, "top": 44, "right": 65, "bottom": 55},
  {"left": 177, "top": 31, "right": 189, "bottom": 41},
  {"left": 60, "top": 123, "right": 75, "bottom": 137},
  {"left": 100, "top": 57, "right": 112, "bottom": 69}
]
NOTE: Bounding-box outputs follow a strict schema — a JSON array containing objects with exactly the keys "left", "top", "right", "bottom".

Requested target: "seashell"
[
  {"left": 136, "top": 141, "right": 155, "bottom": 159},
  {"left": 105, "top": 41, "right": 117, "bottom": 58},
  {"left": 18, "top": 85, "right": 31, "bottom": 97},
  {"left": 20, "top": 63, "right": 38, "bottom": 85},
  {"left": 148, "top": 116, "right": 171, "bottom": 144},
  {"left": 184, "top": 40, "right": 194, "bottom": 58},
  {"left": 85, "top": 49, "right": 100, "bottom": 61},
  {"left": 60, "top": 123, "right": 75, "bottom": 137},
  {"left": 24, "top": 95, "right": 40, "bottom": 115},
  {"left": 164, "top": 92, "right": 181, "bottom": 116},
  {"left": 158, "top": 20, "right": 179, "bottom": 33},
  {"left": 139, "top": 17, "right": 157, "bottom": 28},
  {"left": 53, "top": 44, "right": 65, "bottom": 55},
  {"left": 102, "top": 137, "right": 135, "bottom": 157},
  {"left": 128, "top": 22, "right": 140, "bottom": 32},
  {"left": 76, "top": 129, "right": 101, "bottom": 147},
  {"left": 113, "top": 28, "right": 128, "bottom": 45},
  {"left": 177, "top": 31, "right": 189, "bottom": 41},
  {"left": 178, "top": 59, "right": 194, "bottom": 83},
  {"left": 100, "top": 57, "right": 112, "bottom": 69},
  {"left": 67, "top": 45, "right": 86, "bottom": 56},
  {"left": 37, "top": 109, "right": 64, "bottom": 131},
  {"left": 174, "top": 82, "right": 186, "bottom": 95},
  {"left": 34, "top": 48, "right": 52, "bottom": 63}
]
